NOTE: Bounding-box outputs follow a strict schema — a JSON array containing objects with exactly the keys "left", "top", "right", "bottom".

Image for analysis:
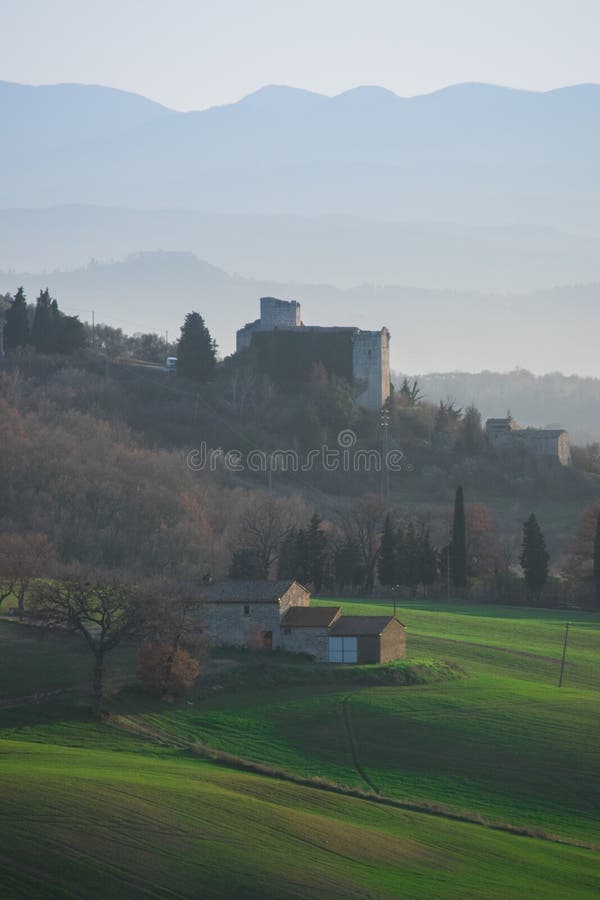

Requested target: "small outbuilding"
[{"left": 328, "top": 616, "right": 406, "bottom": 664}]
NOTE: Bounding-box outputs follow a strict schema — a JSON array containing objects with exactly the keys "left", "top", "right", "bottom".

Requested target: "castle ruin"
[{"left": 236, "top": 297, "right": 390, "bottom": 409}]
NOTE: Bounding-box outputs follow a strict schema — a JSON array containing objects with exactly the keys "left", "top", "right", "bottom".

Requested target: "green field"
[{"left": 1, "top": 600, "right": 600, "bottom": 898}]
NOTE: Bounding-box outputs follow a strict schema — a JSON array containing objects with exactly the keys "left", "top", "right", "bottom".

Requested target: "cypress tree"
[
  {"left": 229, "top": 548, "right": 265, "bottom": 580},
  {"left": 277, "top": 528, "right": 299, "bottom": 580},
  {"left": 377, "top": 513, "right": 396, "bottom": 586},
  {"left": 395, "top": 525, "right": 407, "bottom": 588},
  {"left": 419, "top": 529, "right": 438, "bottom": 594},
  {"left": 593, "top": 512, "right": 600, "bottom": 608},
  {"left": 4, "top": 287, "right": 30, "bottom": 348},
  {"left": 177, "top": 312, "right": 217, "bottom": 381},
  {"left": 520, "top": 513, "right": 549, "bottom": 600},
  {"left": 31, "top": 288, "right": 55, "bottom": 353},
  {"left": 404, "top": 522, "right": 421, "bottom": 596},
  {"left": 451, "top": 485, "right": 468, "bottom": 590},
  {"left": 306, "top": 513, "right": 327, "bottom": 593}
]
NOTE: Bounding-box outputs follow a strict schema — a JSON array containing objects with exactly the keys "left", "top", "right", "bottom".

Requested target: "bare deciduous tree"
[
  {"left": 336, "top": 494, "right": 386, "bottom": 591},
  {"left": 139, "top": 579, "right": 205, "bottom": 698},
  {"left": 32, "top": 568, "right": 143, "bottom": 717},
  {"left": 0, "top": 532, "right": 56, "bottom": 614},
  {"left": 235, "top": 497, "right": 296, "bottom": 578}
]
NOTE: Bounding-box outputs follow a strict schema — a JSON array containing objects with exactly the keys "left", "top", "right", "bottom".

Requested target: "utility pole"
[
  {"left": 91, "top": 310, "right": 95, "bottom": 347},
  {"left": 0, "top": 319, "right": 4, "bottom": 360},
  {"left": 380, "top": 406, "right": 390, "bottom": 501},
  {"left": 558, "top": 622, "right": 571, "bottom": 688}
]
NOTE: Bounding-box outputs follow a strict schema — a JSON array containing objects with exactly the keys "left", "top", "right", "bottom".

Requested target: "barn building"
[{"left": 189, "top": 580, "right": 406, "bottom": 664}]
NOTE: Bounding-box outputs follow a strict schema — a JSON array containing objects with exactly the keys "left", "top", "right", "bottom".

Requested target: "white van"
[{"left": 166, "top": 357, "right": 177, "bottom": 370}]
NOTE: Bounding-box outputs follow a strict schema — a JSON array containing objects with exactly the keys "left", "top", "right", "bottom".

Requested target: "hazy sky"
[{"left": 1, "top": 0, "right": 599, "bottom": 110}]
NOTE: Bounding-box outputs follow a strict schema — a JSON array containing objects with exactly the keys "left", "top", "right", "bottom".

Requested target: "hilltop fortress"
[{"left": 236, "top": 297, "right": 390, "bottom": 409}]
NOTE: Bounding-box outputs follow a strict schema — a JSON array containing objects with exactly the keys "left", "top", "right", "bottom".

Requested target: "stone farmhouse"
[
  {"left": 188, "top": 580, "right": 406, "bottom": 664},
  {"left": 485, "top": 417, "right": 571, "bottom": 466},
  {"left": 236, "top": 297, "right": 391, "bottom": 410}
]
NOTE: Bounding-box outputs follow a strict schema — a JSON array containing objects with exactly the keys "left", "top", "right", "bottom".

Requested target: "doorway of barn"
[{"left": 261, "top": 631, "right": 273, "bottom": 650}]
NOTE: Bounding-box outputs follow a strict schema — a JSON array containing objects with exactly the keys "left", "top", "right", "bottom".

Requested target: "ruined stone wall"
[
  {"left": 557, "top": 432, "right": 572, "bottom": 466},
  {"left": 352, "top": 328, "right": 391, "bottom": 409},
  {"left": 260, "top": 297, "right": 302, "bottom": 328}
]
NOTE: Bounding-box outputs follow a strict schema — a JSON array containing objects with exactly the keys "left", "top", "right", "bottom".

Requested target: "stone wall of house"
[
  {"left": 279, "top": 584, "right": 311, "bottom": 614},
  {"left": 379, "top": 621, "right": 406, "bottom": 663},
  {"left": 201, "top": 602, "right": 284, "bottom": 648},
  {"left": 280, "top": 626, "right": 330, "bottom": 661},
  {"left": 486, "top": 419, "right": 571, "bottom": 466}
]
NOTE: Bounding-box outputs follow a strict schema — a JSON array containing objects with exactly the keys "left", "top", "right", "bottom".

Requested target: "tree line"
[
  {"left": 225, "top": 490, "right": 600, "bottom": 609},
  {"left": 3, "top": 287, "right": 86, "bottom": 355}
]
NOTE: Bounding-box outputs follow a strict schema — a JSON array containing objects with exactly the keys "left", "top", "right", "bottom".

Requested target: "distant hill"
[
  {"left": 0, "top": 81, "right": 171, "bottom": 158},
  {"left": 1, "top": 81, "right": 599, "bottom": 230},
  {"left": 2, "top": 207, "right": 600, "bottom": 292},
  {"left": 2, "top": 251, "right": 599, "bottom": 401}
]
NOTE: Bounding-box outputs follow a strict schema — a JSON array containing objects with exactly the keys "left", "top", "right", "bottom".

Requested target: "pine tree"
[
  {"left": 461, "top": 404, "right": 485, "bottom": 454},
  {"left": 520, "top": 513, "right": 549, "bottom": 599},
  {"left": 229, "top": 547, "right": 265, "bottom": 580},
  {"left": 451, "top": 485, "right": 468, "bottom": 590},
  {"left": 593, "top": 513, "right": 600, "bottom": 608},
  {"left": 277, "top": 528, "right": 299, "bottom": 580},
  {"left": 177, "top": 312, "right": 217, "bottom": 381},
  {"left": 399, "top": 378, "right": 422, "bottom": 407},
  {"left": 56, "top": 313, "right": 86, "bottom": 354},
  {"left": 4, "top": 287, "right": 30, "bottom": 349},
  {"left": 334, "top": 542, "right": 363, "bottom": 593},
  {"left": 377, "top": 514, "right": 396, "bottom": 586}
]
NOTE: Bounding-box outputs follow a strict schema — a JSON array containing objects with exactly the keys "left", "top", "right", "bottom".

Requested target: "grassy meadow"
[{"left": 1, "top": 598, "right": 600, "bottom": 897}]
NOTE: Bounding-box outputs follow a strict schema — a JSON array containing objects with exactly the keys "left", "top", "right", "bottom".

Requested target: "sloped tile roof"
[
  {"left": 330, "top": 615, "right": 404, "bottom": 636},
  {"left": 199, "top": 580, "right": 308, "bottom": 603},
  {"left": 282, "top": 606, "right": 341, "bottom": 628}
]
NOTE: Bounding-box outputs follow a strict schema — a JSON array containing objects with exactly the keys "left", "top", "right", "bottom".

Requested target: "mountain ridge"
[{"left": 2, "top": 80, "right": 598, "bottom": 226}]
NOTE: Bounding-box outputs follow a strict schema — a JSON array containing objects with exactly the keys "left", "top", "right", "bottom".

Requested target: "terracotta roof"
[
  {"left": 199, "top": 580, "right": 308, "bottom": 604},
  {"left": 282, "top": 606, "right": 341, "bottom": 628},
  {"left": 330, "top": 615, "right": 404, "bottom": 636}
]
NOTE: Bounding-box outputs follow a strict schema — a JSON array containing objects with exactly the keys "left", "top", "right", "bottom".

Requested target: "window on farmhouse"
[{"left": 243, "top": 605, "right": 250, "bottom": 616}]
